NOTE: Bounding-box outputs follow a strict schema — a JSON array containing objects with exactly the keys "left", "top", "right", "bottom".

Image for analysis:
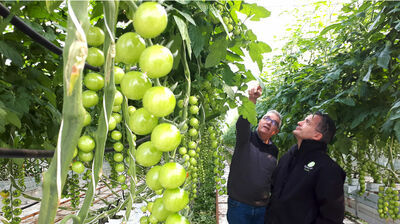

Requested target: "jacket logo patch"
[{"left": 304, "top": 161, "right": 315, "bottom": 172}]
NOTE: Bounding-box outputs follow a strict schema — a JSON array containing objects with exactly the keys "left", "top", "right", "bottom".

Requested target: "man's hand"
[{"left": 248, "top": 85, "right": 262, "bottom": 104}]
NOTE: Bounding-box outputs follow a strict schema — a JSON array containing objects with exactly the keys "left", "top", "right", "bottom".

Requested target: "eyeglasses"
[{"left": 262, "top": 116, "right": 279, "bottom": 127}]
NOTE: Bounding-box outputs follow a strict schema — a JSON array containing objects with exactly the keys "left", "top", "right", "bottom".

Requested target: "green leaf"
[
  {"left": 362, "top": 64, "right": 373, "bottom": 82},
  {"left": 226, "top": 51, "right": 243, "bottom": 62},
  {"left": 221, "top": 65, "right": 236, "bottom": 86},
  {"left": 46, "top": 0, "right": 62, "bottom": 13},
  {"left": 170, "top": 34, "right": 182, "bottom": 70},
  {"left": 245, "top": 30, "right": 257, "bottom": 41},
  {"left": 377, "top": 41, "right": 391, "bottom": 69},
  {"left": 395, "top": 121, "right": 400, "bottom": 143},
  {"left": 350, "top": 112, "right": 368, "bottom": 129},
  {"left": 368, "top": 7, "right": 384, "bottom": 32},
  {"left": 223, "top": 84, "right": 235, "bottom": 99},
  {"left": 0, "top": 40, "right": 23, "bottom": 66},
  {"left": 240, "top": 3, "right": 271, "bottom": 21},
  {"left": 336, "top": 97, "right": 355, "bottom": 106},
  {"left": 5, "top": 110, "right": 21, "bottom": 129},
  {"left": 173, "top": 15, "right": 192, "bottom": 59},
  {"left": 205, "top": 38, "right": 227, "bottom": 68},
  {"left": 189, "top": 24, "right": 205, "bottom": 58},
  {"left": 0, "top": 102, "right": 6, "bottom": 133},
  {"left": 320, "top": 23, "right": 341, "bottom": 35},
  {"left": 174, "top": 9, "right": 196, "bottom": 25},
  {"left": 195, "top": 2, "right": 209, "bottom": 14},
  {"left": 323, "top": 69, "right": 341, "bottom": 83},
  {"left": 391, "top": 101, "right": 400, "bottom": 110},
  {"left": 248, "top": 41, "right": 271, "bottom": 72},
  {"left": 390, "top": 111, "right": 400, "bottom": 121},
  {"left": 238, "top": 96, "right": 257, "bottom": 125}
]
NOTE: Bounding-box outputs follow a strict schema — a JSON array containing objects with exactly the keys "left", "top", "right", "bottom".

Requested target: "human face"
[
  {"left": 293, "top": 114, "right": 323, "bottom": 142},
  {"left": 257, "top": 112, "right": 280, "bottom": 139}
]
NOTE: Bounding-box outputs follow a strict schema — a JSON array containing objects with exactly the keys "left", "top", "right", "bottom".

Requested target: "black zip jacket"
[
  {"left": 227, "top": 116, "right": 278, "bottom": 207},
  {"left": 265, "top": 140, "right": 346, "bottom": 224}
]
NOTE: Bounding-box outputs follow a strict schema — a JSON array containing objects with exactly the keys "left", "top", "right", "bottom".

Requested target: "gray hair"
[{"left": 264, "top": 110, "right": 282, "bottom": 129}]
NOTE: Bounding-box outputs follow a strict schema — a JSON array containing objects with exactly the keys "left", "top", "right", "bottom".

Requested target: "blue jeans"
[{"left": 227, "top": 197, "right": 266, "bottom": 224}]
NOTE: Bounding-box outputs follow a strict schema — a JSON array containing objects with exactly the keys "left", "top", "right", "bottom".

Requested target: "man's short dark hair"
[{"left": 314, "top": 111, "right": 336, "bottom": 144}]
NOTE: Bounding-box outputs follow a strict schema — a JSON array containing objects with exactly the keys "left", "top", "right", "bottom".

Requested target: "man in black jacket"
[
  {"left": 265, "top": 112, "right": 346, "bottom": 224},
  {"left": 227, "top": 86, "right": 281, "bottom": 224}
]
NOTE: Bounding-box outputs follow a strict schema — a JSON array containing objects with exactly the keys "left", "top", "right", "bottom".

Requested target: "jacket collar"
[{"left": 296, "top": 139, "right": 327, "bottom": 154}]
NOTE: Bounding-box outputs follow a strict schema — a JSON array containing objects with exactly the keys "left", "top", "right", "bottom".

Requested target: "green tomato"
[
  {"left": 189, "top": 118, "right": 199, "bottom": 128},
  {"left": 82, "top": 90, "right": 99, "bottom": 108},
  {"left": 84, "top": 73, "right": 104, "bottom": 91},
  {"left": 115, "top": 163, "right": 125, "bottom": 172},
  {"left": 211, "top": 140, "right": 218, "bottom": 148},
  {"left": 113, "top": 105, "right": 121, "bottom": 112},
  {"left": 189, "top": 105, "right": 199, "bottom": 115},
  {"left": 140, "top": 216, "right": 149, "bottom": 224},
  {"left": 12, "top": 198, "right": 21, "bottom": 207},
  {"left": 147, "top": 202, "right": 154, "bottom": 212},
  {"left": 151, "top": 198, "right": 172, "bottom": 222},
  {"left": 114, "top": 66, "right": 125, "bottom": 84},
  {"left": 227, "top": 24, "right": 234, "bottom": 32},
  {"left": 112, "top": 113, "right": 122, "bottom": 123},
  {"left": 133, "top": 2, "right": 168, "bottom": 38},
  {"left": 121, "top": 184, "right": 128, "bottom": 190},
  {"left": 113, "top": 153, "right": 124, "bottom": 162},
  {"left": 177, "top": 99, "right": 184, "bottom": 108},
  {"left": 178, "top": 147, "right": 187, "bottom": 155},
  {"left": 162, "top": 188, "right": 189, "bottom": 212},
  {"left": 136, "top": 141, "right": 162, "bottom": 167},
  {"left": 143, "top": 86, "right": 176, "bottom": 117},
  {"left": 188, "top": 150, "right": 196, "bottom": 157},
  {"left": 146, "top": 165, "right": 163, "bottom": 191},
  {"left": 109, "top": 116, "right": 117, "bottom": 131},
  {"left": 71, "top": 161, "right": 85, "bottom": 174},
  {"left": 87, "top": 26, "right": 105, "bottom": 47},
  {"left": 114, "top": 90, "right": 123, "bottom": 106},
  {"left": 151, "top": 123, "right": 181, "bottom": 152},
  {"left": 189, "top": 157, "right": 197, "bottom": 165},
  {"left": 129, "top": 108, "right": 158, "bottom": 135},
  {"left": 139, "top": 45, "right": 173, "bottom": 78},
  {"left": 117, "top": 175, "right": 126, "bottom": 183},
  {"left": 188, "top": 141, "right": 196, "bottom": 149},
  {"left": 128, "top": 105, "right": 136, "bottom": 116},
  {"left": 13, "top": 208, "right": 22, "bottom": 216},
  {"left": 188, "top": 128, "right": 198, "bottom": 137},
  {"left": 78, "top": 135, "right": 95, "bottom": 152},
  {"left": 73, "top": 147, "right": 78, "bottom": 158},
  {"left": 113, "top": 142, "right": 124, "bottom": 152},
  {"left": 149, "top": 215, "right": 158, "bottom": 224},
  {"left": 159, "top": 162, "right": 186, "bottom": 189},
  {"left": 87, "top": 47, "right": 104, "bottom": 67},
  {"left": 165, "top": 213, "right": 190, "bottom": 224},
  {"left": 83, "top": 111, "right": 91, "bottom": 126},
  {"left": 79, "top": 151, "right": 93, "bottom": 162},
  {"left": 189, "top": 96, "right": 198, "bottom": 105},
  {"left": 111, "top": 130, "right": 122, "bottom": 141},
  {"left": 121, "top": 71, "right": 152, "bottom": 100},
  {"left": 116, "top": 32, "right": 146, "bottom": 65}
]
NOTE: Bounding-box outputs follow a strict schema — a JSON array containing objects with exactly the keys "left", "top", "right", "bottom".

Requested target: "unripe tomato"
[
  {"left": 113, "top": 153, "right": 124, "bottom": 162},
  {"left": 129, "top": 108, "right": 158, "bottom": 135},
  {"left": 178, "top": 147, "right": 187, "bottom": 155},
  {"left": 151, "top": 198, "right": 172, "bottom": 222},
  {"left": 189, "top": 117, "right": 199, "bottom": 128},
  {"left": 111, "top": 130, "right": 122, "bottom": 141},
  {"left": 116, "top": 32, "right": 146, "bottom": 65},
  {"left": 112, "top": 113, "right": 122, "bottom": 123},
  {"left": 189, "top": 157, "right": 197, "bottom": 165},
  {"left": 115, "top": 163, "right": 125, "bottom": 172},
  {"left": 109, "top": 116, "right": 117, "bottom": 131},
  {"left": 189, "top": 96, "right": 198, "bottom": 105},
  {"left": 146, "top": 165, "right": 163, "bottom": 191},
  {"left": 87, "top": 27, "right": 105, "bottom": 47},
  {"left": 211, "top": 140, "right": 218, "bottom": 148},
  {"left": 71, "top": 161, "right": 85, "bottom": 174},
  {"left": 79, "top": 151, "right": 93, "bottom": 162},
  {"left": 188, "top": 141, "right": 196, "bottom": 149},
  {"left": 162, "top": 188, "right": 189, "bottom": 212},
  {"left": 78, "top": 135, "right": 95, "bottom": 152},
  {"left": 223, "top": 16, "right": 229, "bottom": 24},
  {"left": 12, "top": 198, "right": 21, "bottom": 207},
  {"left": 177, "top": 99, "right": 184, "bottom": 108},
  {"left": 147, "top": 202, "right": 154, "bottom": 212},
  {"left": 188, "top": 128, "right": 198, "bottom": 137},
  {"left": 143, "top": 86, "right": 176, "bottom": 117},
  {"left": 151, "top": 123, "right": 181, "bottom": 152},
  {"left": 114, "top": 66, "right": 125, "bottom": 84},
  {"left": 114, "top": 90, "right": 123, "bottom": 106},
  {"left": 188, "top": 150, "right": 196, "bottom": 157},
  {"left": 149, "top": 215, "right": 158, "bottom": 224},
  {"left": 83, "top": 111, "right": 91, "bottom": 126},
  {"left": 87, "top": 47, "right": 104, "bottom": 67},
  {"left": 121, "top": 184, "right": 128, "bottom": 190},
  {"left": 133, "top": 2, "right": 168, "bottom": 38},
  {"left": 113, "top": 105, "right": 121, "bottom": 112},
  {"left": 165, "top": 213, "right": 189, "bottom": 224},
  {"left": 117, "top": 175, "right": 126, "bottom": 183},
  {"left": 159, "top": 162, "right": 186, "bottom": 189},
  {"left": 189, "top": 105, "right": 199, "bottom": 115},
  {"left": 73, "top": 147, "right": 78, "bottom": 158},
  {"left": 136, "top": 141, "right": 162, "bottom": 167},
  {"left": 121, "top": 71, "right": 152, "bottom": 100},
  {"left": 113, "top": 142, "right": 124, "bottom": 152},
  {"left": 84, "top": 73, "right": 104, "bottom": 91},
  {"left": 82, "top": 90, "right": 99, "bottom": 108},
  {"left": 227, "top": 24, "right": 234, "bottom": 32},
  {"left": 140, "top": 216, "right": 149, "bottom": 224},
  {"left": 128, "top": 106, "right": 136, "bottom": 116},
  {"left": 139, "top": 45, "right": 173, "bottom": 78}
]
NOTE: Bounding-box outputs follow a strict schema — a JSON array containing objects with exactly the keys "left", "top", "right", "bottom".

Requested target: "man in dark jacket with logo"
[
  {"left": 265, "top": 112, "right": 346, "bottom": 224},
  {"left": 227, "top": 85, "right": 282, "bottom": 224}
]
